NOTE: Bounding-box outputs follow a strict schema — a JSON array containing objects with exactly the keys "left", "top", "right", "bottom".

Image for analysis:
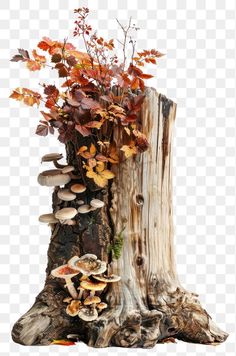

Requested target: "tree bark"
[{"left": 11, "top": 87, "right": 228, "bottom": 347}]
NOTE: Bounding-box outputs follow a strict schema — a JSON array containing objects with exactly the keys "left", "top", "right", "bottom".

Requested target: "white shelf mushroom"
[
  {"left": 57, "top": 189, "right": 76, "bottom": 202},
  {"left": 38, "top": 213, "right": 58, "bottom": 224},
  {"left": 37, "top": 169, "right": 71, "bottom": 187},
  {"left": 77, "top": 205, "right": 91, "bottom": 214},
  {"left": 90, "top": 199, "right": 105, "bottom": 209},
  {"left": 41, "top": 152, "right": 67, "bottom": 169},
  {"left": 55, "top": 207, "right": 77, "bottom": 225}
]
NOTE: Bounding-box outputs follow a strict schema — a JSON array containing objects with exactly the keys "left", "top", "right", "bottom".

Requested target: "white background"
[{"left": 0, "top": 0, "right": 235, "bottom": 355}]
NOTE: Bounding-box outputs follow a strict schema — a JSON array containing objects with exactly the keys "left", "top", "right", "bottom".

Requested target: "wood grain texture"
[{"left": 11, "top": 87, "right": 228, "bottom": 347}]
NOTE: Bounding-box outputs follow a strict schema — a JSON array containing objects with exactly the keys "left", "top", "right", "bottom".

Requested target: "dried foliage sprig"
[{"left": 10, "top": 7, "right": 164, "bottom": 188}]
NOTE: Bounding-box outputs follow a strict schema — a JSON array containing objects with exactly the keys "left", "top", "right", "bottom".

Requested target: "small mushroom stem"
[
  {"left": 90, "top": 290, "right": 95, "bottom": 297},
  {"left": 65, "top": 278, "right": 78, "bottom": 299},
  {"left": 77, "top": 287, "right": 85, "bottom": 300},
  {"left": 53, "top": 160, "right": 67, "bottom": 169}
]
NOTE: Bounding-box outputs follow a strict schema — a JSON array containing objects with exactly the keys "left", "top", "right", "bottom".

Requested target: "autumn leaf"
[
  {"left": 133, "top": 129, "right": 149, "bottom": 152},
  {"left": 75, "top": 124, "right": 91, "bottom": 137},
  {"left": 80, "top": 97, "right": 101, "bottom": 110},
  {"left": 77, "top": 143, "right": 96, "bottom": 159},
  {"left": 86, "top": 161, "right": 115, "bottom": 187},
  {"left": 84, "top": 120, "right": 103, "bottom": 129},
  {"left": 51, "top": 339, "right": 76, "bottom": 346},
  {"left": 107, "top": 144, "right": 119, "bottom": 164},
  {"left": 120, "top": 141, "right": 138, "bottom": 158},
  {"left": 9, "top": 87, "right": 41, "bottom": 106},
  {"left": 139, "top": 73, "right": 153, "bottom": 79},
  {"left": 35, "top": 124, "right": 49, "bottom": 136}
]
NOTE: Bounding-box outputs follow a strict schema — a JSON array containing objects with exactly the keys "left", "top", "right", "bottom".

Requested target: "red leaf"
[
  {"left": 44, "top": 85, "right": 59, "bottom": 97},
  {"left": 131, "top": 77, "right": 140, "bottom": 90},
  {"left": 36, "top": 124, "right": 48, "bottom": 136},
  {"left": 139, "top": 73, "right": 153, "bottom": 79},
  {"left": 81, "top": 97, "right": 101, "bottom": 110},
  {"left": 75, "top": 124, "right": 91, "bottom": 137},
  {"left": 51, "top": 53, "right": 62, "bottom": 63}
]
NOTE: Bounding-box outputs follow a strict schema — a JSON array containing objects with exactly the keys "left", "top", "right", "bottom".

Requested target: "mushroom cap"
[
  {"left": 70, "top": 183, "right": 86, "bottom": 193},
  {"left": 93, "top": 274, "right": 121, "bottom": 283},
  {"left": 68, "top": 254, "right": 107, "bottom": 276},
  {"left": 97, "top": 302, "right": 108, "bottom": 311},
  {"left": 55, "top": 207, "right": 77, "bottom": 220},
  {"left": 84, "top": 295, "right": 101, "bottom": 305},
  {"left": 66, "top": 300, "right": 82, "bottom": 317},
  {"left": 38, "top": 213, "right": 58, "bottom": 223},
  {"left": 77, "top": 200, "right": 84, "bottom": 205},
  {"left": 41, "top": 153, "right": 63, "bottom": 162},
  {"left": 51, "top": 264, "right": 79, "bottom": 279},
  {"left": 80, "top": 280, "right": 107, "bottom": 291},
  {"left": 62, "top": 165, "right": 75, "bottom": 174},
  {"left": 90, "top": 199, "right": 105, "bottom": 209},
  {"left": 78, "top": 306, "right": 98, "bottom": 321},
  {"left": 37, "top": 169, "right": 71, "bottom": 187},
  {"left": 57, "top": 189, "right": 76, "bottom": 201},
  {"left": 77, "top": 205, "right": 91, "bottom": 214}
]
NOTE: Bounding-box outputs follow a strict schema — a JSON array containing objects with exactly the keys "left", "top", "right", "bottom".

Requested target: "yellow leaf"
[
  {"left": 9, "top": 87, "right": 41, "bottom": 106},
  {"left": 100, "top": 170, "right": 115, "bottom": 179},
  {"left": 90, "top": 143, "right": 96, "bottom": 155},
  {"left": 96, "top": 161, "right": 105, "bottom": 172},
  {"left": 86, "top": 163, "right": 115, "bottom": 188},
  {"left": 120, "top": 142, "right": 138, "bottom": 158}
]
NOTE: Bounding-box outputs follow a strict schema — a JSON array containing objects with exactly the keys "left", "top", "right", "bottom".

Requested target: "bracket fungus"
[
  {"left": 68, "top": 254, "right": 107, "bottom": 276},
  {"left": 41, "top": 152, "right": 67, "bottom": 169},
  {"left": 37, "top": 169, "right": 71, "bottom": 187},
  {"left": 51, "top": 265, "right": 79, "bottom": 300},
  {"left": 38, "top": 213, "right": 58, "bottom": 224}
]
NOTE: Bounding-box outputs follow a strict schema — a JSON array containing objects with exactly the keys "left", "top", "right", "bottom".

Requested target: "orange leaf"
[
  {"left": 51, "top": 339, "right": 76, "bottom": 346},
  {"left": 85, "top": 121, "right": 103, "bottom": 129},
  {"left": 131, "top": 77, "right": 140, "bottom": 90},
  {"left": 26, "top": 59, "right": 42, "bottom": 71},
  {"left": 9, "top": 87, "right": 41, "bottom": 106},
  {"left": 139, "top": 73, "right": 153, "bottom": 79},
  {"left": 32, "top": 49, "right": 46, "bottom": 63}
]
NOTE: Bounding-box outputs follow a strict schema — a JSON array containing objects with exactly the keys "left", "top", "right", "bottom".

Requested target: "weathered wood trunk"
[{"left": 11, "top": 88, "right": 228, "bottom": 347}]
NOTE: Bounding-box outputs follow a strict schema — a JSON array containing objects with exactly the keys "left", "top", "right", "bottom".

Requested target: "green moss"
[{"left": 108, "top": 226, "right": 126, "bottom": 260}]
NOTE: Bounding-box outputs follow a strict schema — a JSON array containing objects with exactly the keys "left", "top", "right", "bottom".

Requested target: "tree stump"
[{"left": 11, "top": 87, "right": 228, "bottom": 347}]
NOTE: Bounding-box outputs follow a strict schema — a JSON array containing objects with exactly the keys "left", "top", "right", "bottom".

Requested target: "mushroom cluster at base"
[
  {"left": 38, "top": 152, "right": 106, "bottom": 226},
  {"left": 51, "top": 254, "right": 120, "bottom": 322}
]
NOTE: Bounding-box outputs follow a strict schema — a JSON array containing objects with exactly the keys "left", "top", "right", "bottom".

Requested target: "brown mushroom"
[
  {"left": 66, "top": 300, "right": 82, "bottom": 317},
  {"left": 70, "top": 184, "right": 86, "bottom": 194},
  {"left": 84, "top": 295, "right": 101, "bottom": 306},
  {"left": 51, "top": 264, "right": 79, "bottom": 299},
  {"left": 97, "top": 302, "right": 108, "bottom": 312},
  {"left": 78, "top": 306, "right": 98, "bottom": 321},
  {"left": 93, "top": 274, "right": 121, "bottom": 283},
  {"left": 80, "top": 280, "right": 107, "bottom": 296},
  {"left": 68, "top": 254, "right": 107, "bottom": 276},
  {"left": 37, "top": 169, "right": 71, "bottom": 187}
]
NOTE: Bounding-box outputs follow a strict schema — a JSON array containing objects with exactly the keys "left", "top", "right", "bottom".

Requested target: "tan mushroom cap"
[
  {"left": 90, "top": 199, "right": 105, "bottom": 209},
  {"left": 41, "top": 153, "right": 63, "bottom": 162},
  {"left": 77, "top": 205, "right": 91, "bottom": 214},
  {"left": 78, "top": 306, "right": 98, "bottom": 321},
  {"left": 62, "top": 165, "right": 75, "bottom": 174},
  {"left": 70, "top": 183, "right": 86, "bottom": 193},
  {"left": 55, "top": 207, "right": 77, "bottom": 220},
  {"left": 38, "top": 213, "right": 58, "bottom": 223},
  {"left": 68, "top": 254, "right": 107, "bottom": 276},
  {"left": 57, "top": 189, "right": 76, "bottom": 201},
  {"left": 66, "top": 300, "right": 82, "bottom": 317},
  {"left": 93, "top": 274, "right": 121, "bottom": 283},
  {"left": 77, "top": 200, "right": 84, "bottom": 205},
  {"left": 80, "top": 280, "right": 107, "bottom": 291},
  {"left": 37, "top": 169, "right": 71, "bottom": 187},
  {"left": 51, "top": 264, "right": 79, "bottom": 279},
  {"left": 84, "top": 295, "right": 101, "bottom": 306},
  {"left": 97, "top": 302, "right": 108, "bottom": 311}
]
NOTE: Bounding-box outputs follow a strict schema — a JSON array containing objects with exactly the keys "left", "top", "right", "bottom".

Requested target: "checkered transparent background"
[{"left": 0, "top": 0, "right": 235, "bottom": 355}]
